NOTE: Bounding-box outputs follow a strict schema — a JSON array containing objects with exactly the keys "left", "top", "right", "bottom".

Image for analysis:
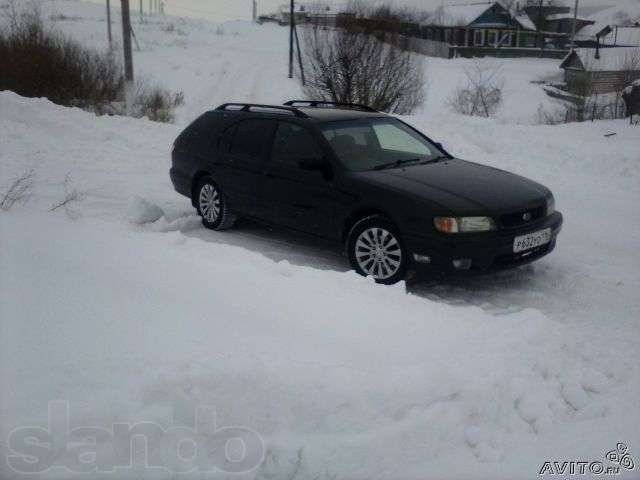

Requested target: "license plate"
[{"left": 513, "top": 228, "right": 551, "bottom": 253}]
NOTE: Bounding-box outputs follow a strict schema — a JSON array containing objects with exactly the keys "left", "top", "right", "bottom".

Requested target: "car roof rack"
[
  {"left": 283, "top": 100, "right": 378, "bottom": 112},
  {"left": 215, "top": 103, "right": 308, "bottom": 118}
]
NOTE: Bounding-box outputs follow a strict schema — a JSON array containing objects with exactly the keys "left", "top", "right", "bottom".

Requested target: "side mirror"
[{"left": 298, "top": 157, "right": 328, "bottom": 171}]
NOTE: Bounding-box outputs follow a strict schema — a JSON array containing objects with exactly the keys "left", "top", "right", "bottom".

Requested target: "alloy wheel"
[
  {"left": 354, "top": 227, "right": 402, "bottom": 280},
  {"left": 198, "top": 183, "right": 221, "bottom": 224}
]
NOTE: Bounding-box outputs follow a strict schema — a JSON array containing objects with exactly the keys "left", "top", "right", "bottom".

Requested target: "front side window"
[
  {"left": 271, "top": 122, "right": 323, "bottom": 166},
  {"left": 321, "top": 118, "right": 443, "bottom": 172}
]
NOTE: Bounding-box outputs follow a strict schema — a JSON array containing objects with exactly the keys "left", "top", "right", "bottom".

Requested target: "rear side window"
[
  {"left": 271, "top": 122, "right": 323, "bottom": 166},
  {"left": 230, "top": 119, "right": 273, "bottom": 158},
  {"left": 174, "top": 112, "right": 223, "bottom": 152}
]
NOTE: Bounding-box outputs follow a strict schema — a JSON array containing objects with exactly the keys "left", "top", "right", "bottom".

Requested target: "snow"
[
  {"left": 587, "top": 0, "right": 640, "bottom": 26},
  {"left": 1, "top": 1, "right": 640, "bottom": 479},
  {"left": 606, "top": 26, "right": 640, "bottom": 46},
  {"left": 564, "top": 46, "right": 640, "bottom": 72},
  {"left": 515, "top": 14, "right": 536, "bottom": 31},
  {"left": 432, "top": 2, "right": 494, "bottom": 27},
  {"left": 127, "top": 196, "right": 165, "bottom": 224}
]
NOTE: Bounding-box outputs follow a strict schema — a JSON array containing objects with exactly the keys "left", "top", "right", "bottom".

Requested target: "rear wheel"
[
  {"left": 195, "top": 176, "right": 236, "bottom": 230},
  {"left": 347, "top": 215, "right": 407, "bottom": 284}
]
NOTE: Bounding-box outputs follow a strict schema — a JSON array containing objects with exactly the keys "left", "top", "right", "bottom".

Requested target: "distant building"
[
  {"left": 560, "top": 47, "right": 640, "bottom": 94},
  {"left": 575, "top": 24, "right": 640, "bottom": 48},
  {"left": 423, "top": 2, "right": 537, "bottom": 50}
]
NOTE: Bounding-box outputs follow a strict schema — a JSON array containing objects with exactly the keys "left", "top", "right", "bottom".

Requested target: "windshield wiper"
[
  {"left": 372, "top": 156, "right": 447, "bottom": 171},
  {"left": 373, "top": 158, "right": 423, "bottom": 171}
]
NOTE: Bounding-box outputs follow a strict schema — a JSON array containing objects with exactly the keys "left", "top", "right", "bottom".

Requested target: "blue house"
[{"left": 424, "top": 2, "right": 537, "bottom": 50}]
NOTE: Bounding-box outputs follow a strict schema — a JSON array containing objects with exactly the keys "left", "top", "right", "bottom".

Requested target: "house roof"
[
  {"left": 575, "top": 24, "right": 640, "bottom": 46},
  {"left": 587, "top": 0, "right": 640, "bottom": 27},
  {"left": 560, "top": 47, "right": 640, "bottom": 72},
  {"left": 514, "top": 13, "right": 536, "bottom": 31},
  {"left": 429, "top": 1, "right": 530, "bottom": 29},
  {"left": 430, "top": 2, "right": 494, "bottom": 27},
  {"left": 604, "top": 26, "right": 640, "bottom": 46},
  {"left": 546, "top": 12, "right": 592, "bottom": 22}
]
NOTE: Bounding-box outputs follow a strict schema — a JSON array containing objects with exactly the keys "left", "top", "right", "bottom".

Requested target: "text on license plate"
[{"left": 513, "top": 228, "right": 552, "bottom": 253}]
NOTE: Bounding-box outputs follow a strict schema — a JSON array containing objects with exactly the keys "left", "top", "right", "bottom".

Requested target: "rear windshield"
[{"left": 321, "top": 118, "right": 444, "bottom": 171}]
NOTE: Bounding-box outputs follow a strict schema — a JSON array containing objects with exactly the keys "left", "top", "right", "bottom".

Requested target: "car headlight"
[
  {"left": 546, "top": 196, "right": 555, "bottom": 216},
  {"left": 433, "top": 216, "right": 496, "bottom": 233}
]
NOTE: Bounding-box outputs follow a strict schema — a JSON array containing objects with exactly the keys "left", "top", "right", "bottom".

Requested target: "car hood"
[{"left": 356, "top": 158, "right": 550, "bottom": 214}]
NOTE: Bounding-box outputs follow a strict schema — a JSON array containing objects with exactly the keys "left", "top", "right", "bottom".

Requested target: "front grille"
[{"left": 500, "top": 205, "right": 545, "bottom": 228}]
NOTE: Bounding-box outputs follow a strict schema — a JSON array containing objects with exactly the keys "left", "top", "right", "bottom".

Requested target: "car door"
[
  {"left": 259, "top": 121, "right": 338, "bottom": 237},
  {"left": 215, "top": 118, "right": 276, "bottom": 217}
]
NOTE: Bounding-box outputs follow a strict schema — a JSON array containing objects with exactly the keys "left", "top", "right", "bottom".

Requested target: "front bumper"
[{"left": 405, "top": 211, "right": 563, "bottom": 275}]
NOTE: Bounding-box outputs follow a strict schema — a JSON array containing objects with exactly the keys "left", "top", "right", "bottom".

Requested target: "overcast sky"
[{"left": 90, "top": 0, "right": 617, "bottom": 23}]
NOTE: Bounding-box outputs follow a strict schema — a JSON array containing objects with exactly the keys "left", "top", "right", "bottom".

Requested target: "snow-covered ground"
[{"left": 1, "top": 1, "right": 640, "bottom": 479}]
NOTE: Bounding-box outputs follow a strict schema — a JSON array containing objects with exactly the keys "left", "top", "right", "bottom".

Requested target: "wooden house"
[
  {"left": 425, "top": 2, "right": 536, "bottom": 49},
  {"left": 560, "top": 47, "right": 640, "bottom": 94}
]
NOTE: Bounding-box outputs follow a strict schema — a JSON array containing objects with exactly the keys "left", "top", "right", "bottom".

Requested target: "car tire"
[
  {"left": 195, "top": 176, "right": 236, "bottom": 230},
  {"left": 347, "top": 215, "right": 408, "bottom": 285}
]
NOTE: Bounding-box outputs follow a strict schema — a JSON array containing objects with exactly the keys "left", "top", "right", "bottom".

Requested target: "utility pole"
[
  {"left": 253, "top": 0, "right": 257, "bottom": 22},
  {"left": 289, "top": 0, "right": 294, "bottom": 78},
  {"left": 121, "top": 0, "right": 134, "bottom": 83},
  {"left": 106, "top": 0, "right": 112, "bottom": 48},
  {"left": 294, "top": 22, "right": 305, "bottom": 85},
  {"left": 537, "top": 0, "right": 544, "bottom": 54},
  {"left": 139, "top": 0, "right": 143, "bottom": 22},
  {"left": 569, "top": 0, "right": 579, "bottom": 51}
]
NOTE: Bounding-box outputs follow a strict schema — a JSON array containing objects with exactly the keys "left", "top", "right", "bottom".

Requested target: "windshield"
[{"left": 321, "top": 118, "right": 445, "bottom": 171}]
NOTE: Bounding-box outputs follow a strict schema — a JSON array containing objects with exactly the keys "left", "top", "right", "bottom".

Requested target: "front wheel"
[
  {"left": 347, "top": 215, "right": 408, "bottom": 285},
  {"left": 195, "top": 176, "right": 236, "bottom": 230}
]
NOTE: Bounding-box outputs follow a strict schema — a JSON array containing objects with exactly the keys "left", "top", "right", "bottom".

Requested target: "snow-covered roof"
[
  {"left": 562, "top": 47, "right": 640, "bottom": 72},
  {"left": 515, "top": 14, "right": 536, "bottom": 31},
  {"left": 430, "top": 2, "right": 494, "bottom": 27},
  {"left": 587, "top": 0, "right": 640, "bottom": 26},
  {"left": 546, "top": 13, "right": 590, "bottom": 21},
  {"left": 605, "top": 26, "right": 640, "bottom": 46},
  {"left": 575, "top": 24, "right": 640, "bottom": 46}
]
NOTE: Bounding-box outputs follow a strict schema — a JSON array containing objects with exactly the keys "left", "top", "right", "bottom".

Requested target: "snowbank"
[{"left": 2, "top": 211, "right": 638, "bottom": 479}]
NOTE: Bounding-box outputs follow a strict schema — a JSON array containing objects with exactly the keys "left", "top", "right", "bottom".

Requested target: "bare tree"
[
  {"left": 448, "top": 62, "right": 504, "bottom": 117},
  {"left": 1, "top": 170, "right": 35, "bottom": 211},
  {"left": 302, "top": 26, "right": 425, "bottom": 114}
]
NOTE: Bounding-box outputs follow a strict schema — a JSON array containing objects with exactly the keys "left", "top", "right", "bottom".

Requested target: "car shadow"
[{"left": 180, "top": 217, "right": 555, "bottom": 316}]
